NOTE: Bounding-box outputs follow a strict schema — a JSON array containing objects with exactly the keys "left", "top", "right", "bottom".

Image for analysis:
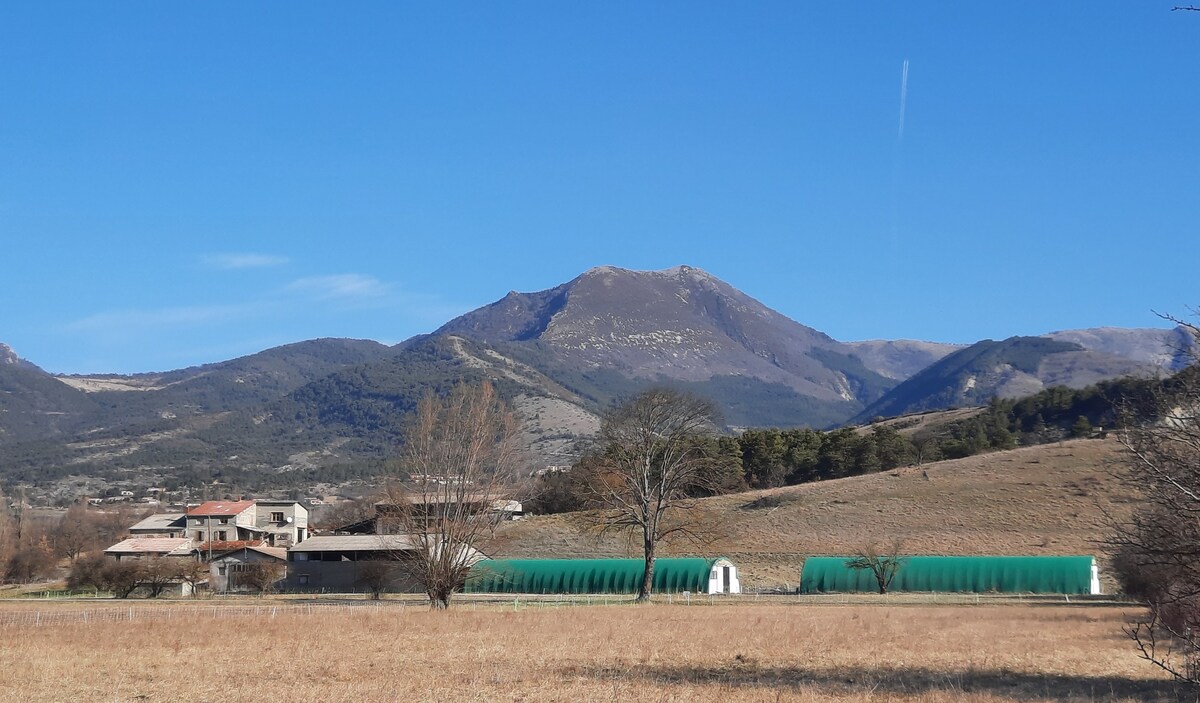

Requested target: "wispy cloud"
[
  {"left": 60, "top": 271, "right": 466, "bottom": 367},
  {"left": 202, "top": 253, "right": 291, "bottom": 270},
  {"left": 284, "top": 274, "right": 390, "bottom": 301},
  {"left": 64, "top": 302, "right": 270, "bottom": 335}
]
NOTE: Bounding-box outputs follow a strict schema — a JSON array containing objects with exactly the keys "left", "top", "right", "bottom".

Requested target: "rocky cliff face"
[{"left": 1, "top": 343, "right": 22, "bottom": 365}]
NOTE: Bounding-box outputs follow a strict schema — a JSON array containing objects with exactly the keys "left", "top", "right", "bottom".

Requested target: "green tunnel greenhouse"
[
  {"left": 799, "top": 556, "right": 1101, "bottom": 595},
  {"left": 465, "top": 557, "right": 741, "bottom": 594}
]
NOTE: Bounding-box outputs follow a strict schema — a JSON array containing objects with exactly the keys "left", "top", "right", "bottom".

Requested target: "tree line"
[
  {"left": 529, "top": 376, "right": 1154, "bottom": 514},
  {"left": 0, "top": 500, "right": 144, "bottom": 585}
]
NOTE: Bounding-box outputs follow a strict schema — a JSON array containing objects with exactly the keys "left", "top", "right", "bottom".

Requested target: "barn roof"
[
  {"left": 187, "top": 500, "right": 255, "bottom": 517},
  {"left": 288, "top": 534, "right": 421, "bottom": 552},
  {"left": 104, "top": 537, "right": 194, "bottom": 557},
  {"left": 128, "top": 513, "right": 186, "bottom": 531},
  {"left": 211, "top": 544, "right": 287, "bottom": 561},
  {"left": 465, "top": 558, "right": 724, "bottom": 595},
  {"left": 196, "top": 540, "right": 264, "bottom": 554},
  {"left": 799, "top": 556, "right": 1098, "bottom": 595}
]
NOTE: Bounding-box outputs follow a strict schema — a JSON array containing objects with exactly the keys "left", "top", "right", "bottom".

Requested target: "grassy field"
[
  {"left": 493, "top": 437, "right": 1136, "bottom": 589},
  {"left": 0, "top": 601, "right": 1180, "bottom": 702}
]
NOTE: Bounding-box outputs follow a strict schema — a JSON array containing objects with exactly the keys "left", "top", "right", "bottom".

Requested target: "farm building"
[
  {"left": 799, "top": 556, "right": 1101, "bottom": 595},
  {"left": 209, "top": 544, "right": 288, "bottom": 593},
  {"left": 466, "top": 557, "right": 740, "bottom": 595},
  {"left": 284, "top": 534, "right": 486, "bottom": 592}
]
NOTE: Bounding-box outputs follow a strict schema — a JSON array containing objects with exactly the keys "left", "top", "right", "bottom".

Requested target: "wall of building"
[
  {"left": 254, "top": 502, "right": 309, "bottom": 547},
  {"left": 210, "top": 550, "right": 286, "bottom": 592},
  {"left": 706, "top": 558, "right": 741, "bottom": 594},
  {"left": 284, "top": 560, "right": 423, "bottom": 594},
  {"left": 188, "top": 516, "right": 242, "bottom": 543}
]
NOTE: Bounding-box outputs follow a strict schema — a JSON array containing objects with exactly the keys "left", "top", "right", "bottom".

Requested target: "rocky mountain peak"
[{"left": 0, "top": 343, "right": 19, "bottom": 365}]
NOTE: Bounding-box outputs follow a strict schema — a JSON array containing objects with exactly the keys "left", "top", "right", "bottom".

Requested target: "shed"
[
  {"left": 465, "top": 557, "right": 740, "bottom": 595},
  {"left": 284, "top": 534, "right": 485, "bottom": 593},
  {"left": 209, "top": 544, "right": 287, "bottom": 592},
  {"left": 799, "top": 556, "right": 1101, "bottom": 595}
]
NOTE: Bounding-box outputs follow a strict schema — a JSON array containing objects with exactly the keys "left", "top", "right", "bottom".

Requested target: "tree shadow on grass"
[{"left": 574, "top": 661, "right": 1189, "bottom": 701}]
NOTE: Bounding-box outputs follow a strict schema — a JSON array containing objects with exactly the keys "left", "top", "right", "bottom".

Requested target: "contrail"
[{"left": 898, "top": 58, "right": 910, "bottom": 139}]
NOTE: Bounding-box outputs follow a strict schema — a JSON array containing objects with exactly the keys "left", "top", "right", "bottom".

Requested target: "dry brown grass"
[
  {"left": 0, "top": 603, "right": 1179, "bottom": 702},
  {"left": 493, "top": 438, "right": 1138, "bottom": 589}
]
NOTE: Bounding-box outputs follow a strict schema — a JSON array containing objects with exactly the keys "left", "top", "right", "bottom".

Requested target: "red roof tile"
[{"left": 187, "top": 500, "right": 255, "bottom": 517}]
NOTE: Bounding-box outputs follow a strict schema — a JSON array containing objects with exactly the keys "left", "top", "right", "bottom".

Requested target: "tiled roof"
[
  {"left": 104, "top": 537, "right": 194, "bottom": 557},
  {"left": 187, "top": 500, "right": 255, "bottom": 517}
]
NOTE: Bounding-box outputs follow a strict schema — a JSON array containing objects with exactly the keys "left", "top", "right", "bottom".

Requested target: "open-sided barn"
[
  {"left": 799, "top": 555, "right": 1101, "bottom": 595},
  {"left": 466, "top": 557, "right": 740, "bottom": 595}
]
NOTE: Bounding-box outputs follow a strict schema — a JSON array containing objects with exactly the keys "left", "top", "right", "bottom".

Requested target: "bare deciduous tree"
[
  {"left": 847, "top": 541, "right": 905, "bottom": 594},
  {"left": 140, "top": 557, "right": 180, "bottom": 598},
  {"left": 584, "top": 387, "right": 722, "bottom": 602},
  {"left": 314, "top": 494, "right": 380, "bottom": 532},
  {"left": 911, "top": 429, "right": 940, "bottom": 467},
  {"left": 235, "top": 562, "right": 285, "bottom": 594},
  {"left": 52, "top": 503, "right": 99, "bottom": 562},
  {"left": 103, "top": 561, "right": 144, "bottom": 599},
  {"left": 1110, "top": 315, "right": 1200, "bottom": 684},
  {"left": 382, "top": 381, "right": 521, "bottom": 609},
  {"left": 176, "top": 558, "right": 208, "bottom": 597},
  {"left": 355, "top": 560, "right": 395, "bottom": 600}
]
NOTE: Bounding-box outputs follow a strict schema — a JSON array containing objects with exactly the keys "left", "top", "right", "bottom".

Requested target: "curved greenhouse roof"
[
  {"left": 800, "top": 556, "right": 1099, "bottom": 595},
  {"left": 466, "top": 558, "right": 726, "bottom": 594}
]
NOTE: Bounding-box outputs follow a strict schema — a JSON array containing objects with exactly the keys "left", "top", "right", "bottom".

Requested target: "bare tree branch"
[
  {"left": 382, "top": 381, "right": 523, "bottom": 609},
  {"left": 582, "top": 387, "right": 725, "bottom": 602}
]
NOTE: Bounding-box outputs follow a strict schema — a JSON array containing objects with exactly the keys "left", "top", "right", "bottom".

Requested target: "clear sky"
[{"left": 2, "top": 3, "right": 1198, "bottom": 374}]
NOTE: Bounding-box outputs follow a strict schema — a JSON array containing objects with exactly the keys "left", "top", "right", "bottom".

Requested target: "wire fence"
[
  {"left": 0, "top": 590, "right": 1137, "bottom": 628},
  {"left": 0, "top": 601, "right": 401, "bottom": 628}
]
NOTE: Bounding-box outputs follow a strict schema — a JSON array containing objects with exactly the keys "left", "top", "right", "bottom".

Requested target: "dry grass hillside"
[{"left": 492, "top": 438, "right": 1138, "bottom": 590}]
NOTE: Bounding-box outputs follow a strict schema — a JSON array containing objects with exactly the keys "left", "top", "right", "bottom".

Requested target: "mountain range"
[{"left": 0, "top": 266, "right": 1187, "bottom": 497}]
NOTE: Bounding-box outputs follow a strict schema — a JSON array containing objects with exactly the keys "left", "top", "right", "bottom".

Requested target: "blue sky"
[{"left": 2, "top": 3, "right": 1198, "bottom": 373}]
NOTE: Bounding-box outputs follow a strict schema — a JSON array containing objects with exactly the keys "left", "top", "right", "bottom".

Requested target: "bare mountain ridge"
[
  {"left": 852, "top": 335, "right": 1157, "bottom": 423},
  {"left": 0, "top": 266, "right": 1188, "bottom": 494},
  {"left": 1045, "top": 326, "right": 1193, "bottom": 370},
  {"left": 437, "top": 265, "right": 895, "bottom": 407}
]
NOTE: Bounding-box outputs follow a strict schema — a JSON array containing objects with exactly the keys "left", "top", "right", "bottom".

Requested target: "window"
[
  {"left": 218, "top": 566, "right": 226, "bottom": 576},
  {"left": 219, "top": 518, "right": 229, "bottom": 525},
  {"left": 195, "top": 531, "right": 204, "bottom": 541},
  {"left": 217, "top": 530, "right": 227, "bottom": 541},
  {"left": 298, "top": 575, "right": 309, "bottom": 586},
  {"left": 270, "top": 512, "right": 285, "bottom": 523}
]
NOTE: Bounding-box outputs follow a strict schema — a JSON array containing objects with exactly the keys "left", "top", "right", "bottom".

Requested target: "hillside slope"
[
  {"left": 0, "top": 343, "right": 99, "bottom": 441},
  {"left": 491, "top": 438, "right": 1137, "bottom": 589},
  {"left": 844, "top": 340, "right": 962, "bottom": 380},
  {"left": 1046, "top": 326, "right": 1193, "bottom": 370},
  {"left": 852, "top": 336, "right": 1150, "bottom": 423}
]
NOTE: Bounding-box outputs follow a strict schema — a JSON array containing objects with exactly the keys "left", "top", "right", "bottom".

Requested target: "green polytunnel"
[
  {"left": 465, "top": 557, "right": 741, "bottom": 594},
  {"left": 799, "top": 556, "right": 1100, "bottom": 595}
]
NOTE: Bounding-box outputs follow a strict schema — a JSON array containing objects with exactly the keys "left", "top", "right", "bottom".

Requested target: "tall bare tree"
[
  {"left": 382, "top": 381, "right": 521, "bottom": 609},
  {"left": 52, "top": 503, "right": 99, "bottom": 562},
  {"left": 1110, "top": 315, "right": 1200, "bottom": 683},
  {"left": 585, "top": 387, "right": 721, "bottom": 602}
]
